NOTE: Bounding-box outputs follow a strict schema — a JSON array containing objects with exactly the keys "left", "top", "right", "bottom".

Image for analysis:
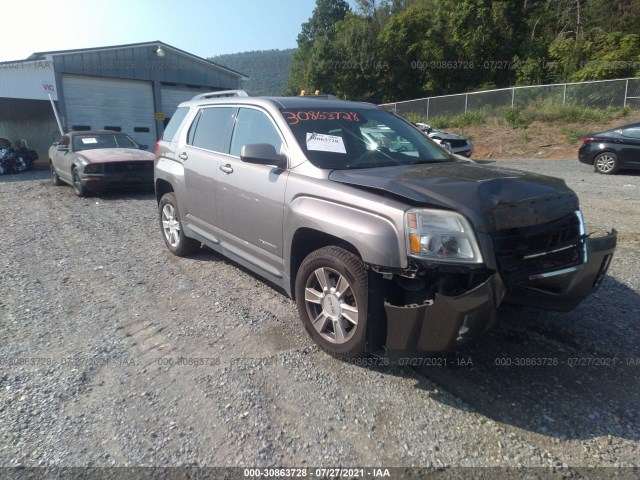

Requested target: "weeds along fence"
[{"left": 381, "top": 77, "right": 640, "bottom": 118}]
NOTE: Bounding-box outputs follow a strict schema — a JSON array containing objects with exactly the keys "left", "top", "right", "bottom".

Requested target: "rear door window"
[
  {"left": 621, "top": 127, "right": 640, "bottom": 139},
  {"left": 187, "top": 107, "right": 235, "bottom": 153}
]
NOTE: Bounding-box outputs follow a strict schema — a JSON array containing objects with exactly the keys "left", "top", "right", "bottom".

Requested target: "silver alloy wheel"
[
  {"left": 73, "top": 170, "right": 81, "bottom": 190},
  {"left": 595, "top": 154, "right": 616, "bottom": 173},
  {"left": 161, "top": 204, "right": 181, "bottom": 247},
  {"left": 304, "top": 266, "right": 359, "bottom": 344}
]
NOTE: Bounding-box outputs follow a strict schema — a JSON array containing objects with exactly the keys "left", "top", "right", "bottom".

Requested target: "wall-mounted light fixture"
[{"left": 156, "top": 46, "right": 165, "bottom": 57}]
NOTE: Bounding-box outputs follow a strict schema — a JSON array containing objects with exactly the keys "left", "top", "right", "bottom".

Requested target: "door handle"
[
  {"left": 179, "top": 152, "right": 188, "bottom": 160},
  {"left": 220, "top": 164, "right": 233, "bottom": 174}
]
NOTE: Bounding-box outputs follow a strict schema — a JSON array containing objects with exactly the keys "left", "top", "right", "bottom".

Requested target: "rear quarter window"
[{"left": 161, "top": 107, "right": 189, "bottom": 142}]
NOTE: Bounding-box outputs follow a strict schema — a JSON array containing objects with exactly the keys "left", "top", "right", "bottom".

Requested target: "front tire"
[
  {"left": 295, "top": 246, "right": 368, "bottom": 358},
  {"left": 594, "top": 152, "right": 619, "bottom": 174},
  {"left": 72, "top": 167, "right": 88, "bottom": 196},
  {"left": 159, "top": 192, "right": 199, "bottom": 256}
]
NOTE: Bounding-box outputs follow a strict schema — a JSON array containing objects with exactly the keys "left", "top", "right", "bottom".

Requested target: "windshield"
[
  {"left": 73, "top": 134, "right": 139, "bottom": 151},
  {"left": 280, "top": 107, "right": 451, "bottom": 169}
]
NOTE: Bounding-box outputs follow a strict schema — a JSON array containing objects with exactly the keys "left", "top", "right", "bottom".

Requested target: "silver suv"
[{"left": 154, "top": 91, "right": 616, "bottom": 359}]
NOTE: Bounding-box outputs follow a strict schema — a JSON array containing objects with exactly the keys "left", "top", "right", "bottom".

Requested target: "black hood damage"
[{"left": 329, "top": 161, "right": 579, "bottom": 232}]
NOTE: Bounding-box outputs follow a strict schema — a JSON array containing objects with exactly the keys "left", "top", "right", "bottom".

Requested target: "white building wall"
[{"left": 0, "top": 59, "right": 57, "bottom": 100}]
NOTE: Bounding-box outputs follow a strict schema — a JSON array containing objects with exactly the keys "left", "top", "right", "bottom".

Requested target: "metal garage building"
[{"left": 0, "top": 41, "right": 247, "bottom": 164}]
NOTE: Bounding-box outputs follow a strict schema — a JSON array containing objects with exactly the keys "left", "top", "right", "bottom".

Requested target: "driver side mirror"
[{"left": 240, "top": 144, "right": 287, "bottom": 169}]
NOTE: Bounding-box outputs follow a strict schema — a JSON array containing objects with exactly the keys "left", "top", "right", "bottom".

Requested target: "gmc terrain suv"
[{"left": 154, "top": 91, "right": 616, "bottom": 359}]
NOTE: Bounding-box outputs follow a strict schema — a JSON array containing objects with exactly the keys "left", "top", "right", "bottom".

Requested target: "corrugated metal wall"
[
  {"left": 1, "top": 43, "right": 244, "bottom": 164},
  {"left": 0, "top": 99, "right": 60, "bottom": 166},
  {"left": 53, "top": 45, "right": 240, "bottom": 89}
]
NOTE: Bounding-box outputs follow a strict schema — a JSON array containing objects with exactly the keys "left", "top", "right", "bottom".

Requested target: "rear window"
[
  {"left": 280, "top": 108, "right": 450, "bottom": 170},
  {"left": 162, "top": 107, "right": 189, "bottom": 142}
]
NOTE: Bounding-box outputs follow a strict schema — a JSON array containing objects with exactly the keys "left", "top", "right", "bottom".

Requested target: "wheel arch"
[
  {"left": 156, "top": 178, "right": 175, "bottom": 204},
  {"left": 593, "top": 150, "right": 620, "bottom": 173},
  {"left": 593, "top": 149, "right": 618, "bottom": 161},
  {"left": 289, "top": 229, "right": 361, "bottom": 301}
]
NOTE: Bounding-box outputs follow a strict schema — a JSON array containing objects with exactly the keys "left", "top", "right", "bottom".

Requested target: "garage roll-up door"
[
  {"left": 62, "top": 74, "right": 156, "bottom": 148},
  {"left": 160, "top": 86, "right": 208, "bottom": 118}
]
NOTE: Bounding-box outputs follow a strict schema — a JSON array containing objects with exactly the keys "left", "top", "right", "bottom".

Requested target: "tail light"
[
  {"left": 154, "top": 141, "right": 160, "bottom": 156},
  {"left": 583, "top": 137, "right": 596, "bottom": 144}
]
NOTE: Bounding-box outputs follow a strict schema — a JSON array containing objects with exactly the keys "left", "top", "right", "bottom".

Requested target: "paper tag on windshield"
[
  {"left": 81, "top": 138, "right": 98, "bottom": 144},
  {"left": 306, "top": 133, "right": 346, "bottom": 154}
]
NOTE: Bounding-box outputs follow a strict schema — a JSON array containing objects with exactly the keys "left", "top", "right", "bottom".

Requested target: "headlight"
[
  {"left": 83, "top": 163, "right": 103, "bottom": 173},
  {"left": 405, "top": 208, "right": 483, "bottom": 264}
]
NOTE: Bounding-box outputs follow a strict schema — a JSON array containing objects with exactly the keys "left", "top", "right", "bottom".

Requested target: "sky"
[{"left": 0, "top": 0, "right": 358, "bottom": 62}]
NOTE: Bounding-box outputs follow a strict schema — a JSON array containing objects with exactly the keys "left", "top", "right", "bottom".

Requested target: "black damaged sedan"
[{"left": 578, "top": 122, "right": 640, "bottom": 174}]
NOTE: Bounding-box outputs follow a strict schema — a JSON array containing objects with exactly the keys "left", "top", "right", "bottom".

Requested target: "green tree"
[
  {"left": 330, "top": 13, "right": 383, "bottom": 101},
  {"left": 286, "top": 0, "right": 640, "bottom": 103},
  {"left": 559, "top": 33, "right": 640, "bottom": 81},
  {"left": 287, "top": 0, "right": 351, "bottom": 95},
  {"left": 377, "top": 0, "right": 445, "bottom": 101}
]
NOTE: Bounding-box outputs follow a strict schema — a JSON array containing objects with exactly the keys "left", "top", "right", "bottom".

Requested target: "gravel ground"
[{"left": 0, "top": 159, "right": 638, "bottom": 474}]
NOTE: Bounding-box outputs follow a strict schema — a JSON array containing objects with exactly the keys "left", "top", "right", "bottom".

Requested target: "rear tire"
[
  {"left": 295, "top": 246, "right": 368, "bottom": 359},
  {"left": 51, "top": 162, "right": 63, "bottom": 186},
  {"left": 159, "top": 192, "right": 199, "bottom": 257},
  {"left": 594, "top": 152, "right": 619, "bottom": 175}
]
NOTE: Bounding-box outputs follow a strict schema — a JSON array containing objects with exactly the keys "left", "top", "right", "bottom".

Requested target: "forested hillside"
[
  {"left": 287, "top": 0, "right": 640, "bottom": 103},
  {"left": 211, "top": 49, "right": 295, "bottom": 96}
]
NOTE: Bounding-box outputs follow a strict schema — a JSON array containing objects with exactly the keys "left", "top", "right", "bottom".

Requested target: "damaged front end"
[{"left": 373, "top": 212, "right": 616, "bottom": 358}]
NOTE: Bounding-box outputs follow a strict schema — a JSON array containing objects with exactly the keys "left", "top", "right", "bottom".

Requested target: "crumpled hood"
[
  {"left": 328, "top": 162, "right": 580, "bottom": 233},
  {"left": 428, "top": 131, "right": 466, "bottom": 141},
  {"left": 79, "top": 148, "right": 154, "bottom": 163}
]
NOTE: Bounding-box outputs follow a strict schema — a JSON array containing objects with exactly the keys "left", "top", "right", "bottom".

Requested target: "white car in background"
[{"left": 415, "top": 122, "right": 474, "bottom": 157}]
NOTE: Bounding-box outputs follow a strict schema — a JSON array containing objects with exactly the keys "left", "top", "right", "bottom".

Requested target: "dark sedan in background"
[
  {"left": 49, "top": 131, "right": 154, "bottom": 196},
  {"left": 578, "top": 122, "right": 640, "bottom": 174}
]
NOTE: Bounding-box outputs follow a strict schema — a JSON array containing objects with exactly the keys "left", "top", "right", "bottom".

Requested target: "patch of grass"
[
  {"left": 403, "top": 112, "right": 429, "bottom": 125},
  {"left": 403, "top": 110, "right": 487, "bottom": 129},
  {"left": 402, "top": 103, "right": 632, "bottom": 131},
  {"left": 427, "top": 114, "right": 455, "bottom": 129},
  {"left": 523, "top": 103, "right": 631, "bottom": 124},
  {"left": 505, "top": 107, "right": 533, "bottom": 129},
  {"left": 560, "top": 127, "right": 587, "bottom": 143}
]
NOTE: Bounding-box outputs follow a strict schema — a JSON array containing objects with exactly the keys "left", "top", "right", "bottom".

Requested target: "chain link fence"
[{"left": 381, "top": 77, "right": 640, "bottom": 118}]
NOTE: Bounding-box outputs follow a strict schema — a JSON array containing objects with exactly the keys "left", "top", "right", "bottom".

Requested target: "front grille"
[
  {"left": 103, "top": 161, "right": 153, "bottom": 173},
  {"left": 491, "top": 213, "right": 584, "bottom": 285},
  {"left": 448, "top": 139, "right": 469, "bottom": 148}
]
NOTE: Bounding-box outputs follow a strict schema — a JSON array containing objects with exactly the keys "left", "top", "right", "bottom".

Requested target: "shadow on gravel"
[
  {"left": 91, "top": 187, "right": 156, "bottom": 201},
  {"left": 0, "top": 168, "right": 49, "bottom": 183},
  {"left": 615, "top": 170, "right": 640, "bottom": 177},
  {"left": 380, "top": 276, "right": 640, "bottom": 442}
]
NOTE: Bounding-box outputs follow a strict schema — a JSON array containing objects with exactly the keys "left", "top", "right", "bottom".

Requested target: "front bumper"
[
  {"left": 381, "top": 230, "right": 616, "bottom": 357},
  {"left": 80, "top": 171, "right": 154, "bottom": 191},
  {"left": 452, "top": 147, "right": 473, "bottom": 158},
  {"left": 384, "top": 273, "right": 504, "bottom": 355}
]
